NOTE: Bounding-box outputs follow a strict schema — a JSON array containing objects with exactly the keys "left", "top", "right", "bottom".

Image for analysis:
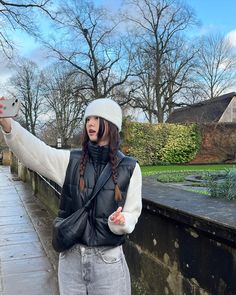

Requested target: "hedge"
[{"left": 121, "top": 121, "right": 201, "bottom": 165}]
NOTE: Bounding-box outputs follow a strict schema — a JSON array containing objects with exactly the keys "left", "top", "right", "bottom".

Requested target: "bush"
[
  {"left": 121, "top": 121, "right": 169, "bottom": 165},
  {"left": 159, "top": 124, "right": 201, "bottom": 164},
  {"left": 204, "top": 169, "right": 236, "bottom": 200},
  {"left": 122, "top": 120, "right": 201, "bottom": 165}
]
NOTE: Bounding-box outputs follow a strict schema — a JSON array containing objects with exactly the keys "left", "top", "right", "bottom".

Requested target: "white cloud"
[
  {"left": 0, "top": 56, "right": 13, "bottom": 92},
  {"left": 198, "top": 24, "right": 220, "bottom": 36},
  {"left": 0, "top": 33, "right": 52, "bottom": 92},
  {"left": 23, "top": 45, "right": 52, "bottom": 69},
  {"left": 226, "top": 30, "right": 236, "bottom": 47}
]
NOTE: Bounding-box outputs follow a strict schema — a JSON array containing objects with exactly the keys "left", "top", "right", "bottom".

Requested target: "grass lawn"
[
  {"left": 141, "top": 164, "right": 236, "bottom": 176},
  {"left": 141, "top": 164, "right": 236, "bottom": 200}
]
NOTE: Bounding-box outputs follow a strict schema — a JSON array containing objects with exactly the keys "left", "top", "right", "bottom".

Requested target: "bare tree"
[
  {"left": 44, "top": 0, "right": 134, "bottom": 102},
  {"left": 42, "top": 62, "right": 85, "bottom": 147},
  {"left": 124, "top": 0, "right": 197, "bottom": 122},
  {"left": 8, "top": 58, "right": 45, "bottom": 135},
  {"left": 162, "top": 35, "right": 197, "bottom": 115},
  {"left": 194, "top": 33, "right": 236, "bottom": 99},
  {"left": 127, "top": 48, "right": 156, "bottom": 123},
  {"left": 0, "top": 0, "right": 54, "bottom": 57}
]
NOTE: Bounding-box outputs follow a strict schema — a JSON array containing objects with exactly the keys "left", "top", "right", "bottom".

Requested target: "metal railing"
[{"left": 36, "top": 172, "right": 62, "bottom": 198}]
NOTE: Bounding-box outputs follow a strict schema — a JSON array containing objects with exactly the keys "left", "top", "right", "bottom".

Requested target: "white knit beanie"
[{"left": 84, "top": 98, "right": 122, "bottom": 131}]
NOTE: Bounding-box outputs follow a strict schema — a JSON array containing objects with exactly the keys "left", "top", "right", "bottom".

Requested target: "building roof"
[{"left": 166, "top": 92, "right": 236, "bottom": 123}]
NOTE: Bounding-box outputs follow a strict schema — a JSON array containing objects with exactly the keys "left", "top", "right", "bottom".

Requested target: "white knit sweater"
[{"left": 2, "top": 120, "right": 142, "bottom": 236}]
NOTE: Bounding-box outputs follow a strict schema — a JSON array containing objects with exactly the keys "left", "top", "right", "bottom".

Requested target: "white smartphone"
[{"left": 0, "top": 98, "right": 21, "bottom": 118}]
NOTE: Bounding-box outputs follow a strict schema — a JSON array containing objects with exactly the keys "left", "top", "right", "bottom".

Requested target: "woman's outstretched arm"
[{"left": 0, "top": 118, "right": 70, "bottom": 187}]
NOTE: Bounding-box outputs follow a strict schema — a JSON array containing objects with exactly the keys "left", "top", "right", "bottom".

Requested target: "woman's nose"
[{"left": 88, "top": 119, "right": 95, "bottom": 126}]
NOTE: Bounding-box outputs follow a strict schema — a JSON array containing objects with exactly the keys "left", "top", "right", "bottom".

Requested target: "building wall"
[{"left": 219, "top": 96, "right": 236, "bottom": 122}]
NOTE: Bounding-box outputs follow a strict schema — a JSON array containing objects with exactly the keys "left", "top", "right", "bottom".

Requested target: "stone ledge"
[{"left": 143, "top": 177, "right": 236, "bottom": 245}]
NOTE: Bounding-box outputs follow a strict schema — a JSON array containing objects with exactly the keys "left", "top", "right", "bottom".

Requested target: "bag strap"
[{"left": 84, "top": 151, "right": 125, "bottom": 210}]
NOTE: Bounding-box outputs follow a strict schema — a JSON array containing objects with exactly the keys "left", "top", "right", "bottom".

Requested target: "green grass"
[
  {"left": 141, "top": 164, "right": 236, "bottom": 176},
  {"left": 141, "top": 164, "right": 236, "bottom": 200},
  {"left": 185, "top": 188, "right": 209, "bottom": 195},
  {"left": 157, "top": 173, "right": 187, "bottom": 182}
]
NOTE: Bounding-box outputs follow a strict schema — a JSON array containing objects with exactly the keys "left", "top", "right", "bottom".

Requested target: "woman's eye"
[{"left": 86, "top": 116, "right": 98, "bottom": 122}]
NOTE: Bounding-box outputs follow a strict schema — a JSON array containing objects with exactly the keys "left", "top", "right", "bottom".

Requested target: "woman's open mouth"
[{"left": 88, "top": 129, "right": 96, "bottom": 136}]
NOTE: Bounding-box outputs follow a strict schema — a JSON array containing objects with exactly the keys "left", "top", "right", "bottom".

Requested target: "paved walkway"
[{"left": 0, "top": 165, "right": 59, "bottom": 295}]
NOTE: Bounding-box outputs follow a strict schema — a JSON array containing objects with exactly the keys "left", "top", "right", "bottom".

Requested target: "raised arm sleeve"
[
  {"left": 2, "top": 119, "right": 70, "bottom": 187},
  {"left": 108, "top": 162, "right": 142, "bottom": 235}
]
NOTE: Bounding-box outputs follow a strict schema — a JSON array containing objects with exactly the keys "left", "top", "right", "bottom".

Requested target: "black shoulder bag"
[{"left": 52, "top": 152, "right": 125, "bottom": 253}]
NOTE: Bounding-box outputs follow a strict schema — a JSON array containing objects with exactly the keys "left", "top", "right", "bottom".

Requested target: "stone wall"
[
  {"left": 191, "top": 123, "right": 236, "bottom": 164},
  {"left": 125, "top": 198, "right": 236, "bottom": 295},
  {"left": 11, "top": 156, "right": 60, "bottom": 216}
]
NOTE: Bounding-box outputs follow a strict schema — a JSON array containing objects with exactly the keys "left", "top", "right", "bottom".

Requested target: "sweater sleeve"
[
  {"left": 108, "top": 162, "right": 142, "bottom": 235},
  {"left": 1, "top": 119, "right": 70, "bottom": 187}
]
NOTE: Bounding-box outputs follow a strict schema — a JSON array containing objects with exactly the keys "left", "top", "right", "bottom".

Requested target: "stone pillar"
[
  {"left": 18, "top": 160, "right": 27, "bottom": 182},
  {"left": 2, "top": 150, "right": 11, "bottom": 166}
]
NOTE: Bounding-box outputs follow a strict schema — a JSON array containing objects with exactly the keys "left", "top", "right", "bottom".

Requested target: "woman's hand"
[
  {"left": 0, "top": 97, "right": 12, "bottom": 133},
  {"left": 110, "top": 207, "right": 125, "bottom": 225}
]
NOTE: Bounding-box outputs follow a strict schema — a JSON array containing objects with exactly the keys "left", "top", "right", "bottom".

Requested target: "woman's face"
[{"left": 86, "top": 116, "right": 109, "bottom": 146}]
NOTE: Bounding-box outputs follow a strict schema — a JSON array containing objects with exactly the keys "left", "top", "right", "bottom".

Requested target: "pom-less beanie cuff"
[{"left": 84, "top": 98, "right": 122, "bottom": 131}]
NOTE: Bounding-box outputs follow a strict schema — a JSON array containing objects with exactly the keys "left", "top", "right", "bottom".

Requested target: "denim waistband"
[{"left": 68, "top": 243, "right": 121, "bottom": 255}]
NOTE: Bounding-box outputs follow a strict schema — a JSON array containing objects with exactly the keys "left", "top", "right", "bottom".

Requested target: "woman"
[{"left": 0, "top": 98, "right": 142, "bottom": 295}]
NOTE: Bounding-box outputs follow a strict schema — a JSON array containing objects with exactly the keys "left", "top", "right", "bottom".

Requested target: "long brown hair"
[{"left": 79, "top": 117, "right": 122, "bottom": 201}]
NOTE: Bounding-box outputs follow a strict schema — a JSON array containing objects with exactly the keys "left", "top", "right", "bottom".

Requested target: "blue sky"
[
  {"left": 1, "top": 0, "right": 236, "bottom": 85},
  {"left": 100, "top": 0, "right": 236, "bottom": 39},
  {"left": 186, "top": 0, "right": 236, "bottom": 32},
  {"left": 185, "top": 0, "right": 236, "bottom": 42},
  {"left": 21, "top": 0, "right": 236, "bottom": 55}
]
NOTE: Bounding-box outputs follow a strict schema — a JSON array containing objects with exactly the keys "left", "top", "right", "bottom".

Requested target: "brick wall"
[{"left": 191, "top": 123, "right": 236, "bottom": 164}]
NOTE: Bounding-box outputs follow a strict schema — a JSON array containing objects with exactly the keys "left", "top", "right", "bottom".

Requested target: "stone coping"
[{"left": 142, "top": 176, "right": 236, "bottom": 244}]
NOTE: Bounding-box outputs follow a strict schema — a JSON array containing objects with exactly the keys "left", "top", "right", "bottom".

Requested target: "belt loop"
[{"left": 80, "top": 245, "right": 85, "bottom": 255}]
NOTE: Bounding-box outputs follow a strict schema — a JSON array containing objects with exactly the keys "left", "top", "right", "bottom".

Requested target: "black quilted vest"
[{"left": 58, "top": 149, "right": 136, "bottom": 247}]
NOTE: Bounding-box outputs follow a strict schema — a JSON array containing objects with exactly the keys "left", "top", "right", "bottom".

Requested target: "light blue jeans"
[{"left": 58, "top": 244, "right": 131, "bottom": 295}]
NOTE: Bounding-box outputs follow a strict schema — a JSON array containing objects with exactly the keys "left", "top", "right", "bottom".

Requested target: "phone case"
[{"left": 0, "top": 99, "right": 21, "bottom": 118}]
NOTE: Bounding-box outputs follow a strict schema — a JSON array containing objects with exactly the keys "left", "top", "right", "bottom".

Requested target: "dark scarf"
[{"left": 88, "top": 141, "right": 110, "bottom": 178}]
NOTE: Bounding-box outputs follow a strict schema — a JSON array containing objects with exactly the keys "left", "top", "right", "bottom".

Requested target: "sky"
[
  {"left": 185, "top": 0, "right": 236, "bottom": 44},
  {"left": 1, "top": 0, "right": 236, "bottom": 88}
]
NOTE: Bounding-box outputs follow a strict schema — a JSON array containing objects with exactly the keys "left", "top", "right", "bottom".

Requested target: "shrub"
[
  {"left": 122, "top": 121, "right": 170, "bottom": 165},
  {"left": 204, "top": 169, "right": 236, "bottom": 200},
  {"left": 122, "top": 120, "right": 201, "bottom": 165},
  {"left": 159, "top": 124, "right": 201, "bottom": 164}
]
